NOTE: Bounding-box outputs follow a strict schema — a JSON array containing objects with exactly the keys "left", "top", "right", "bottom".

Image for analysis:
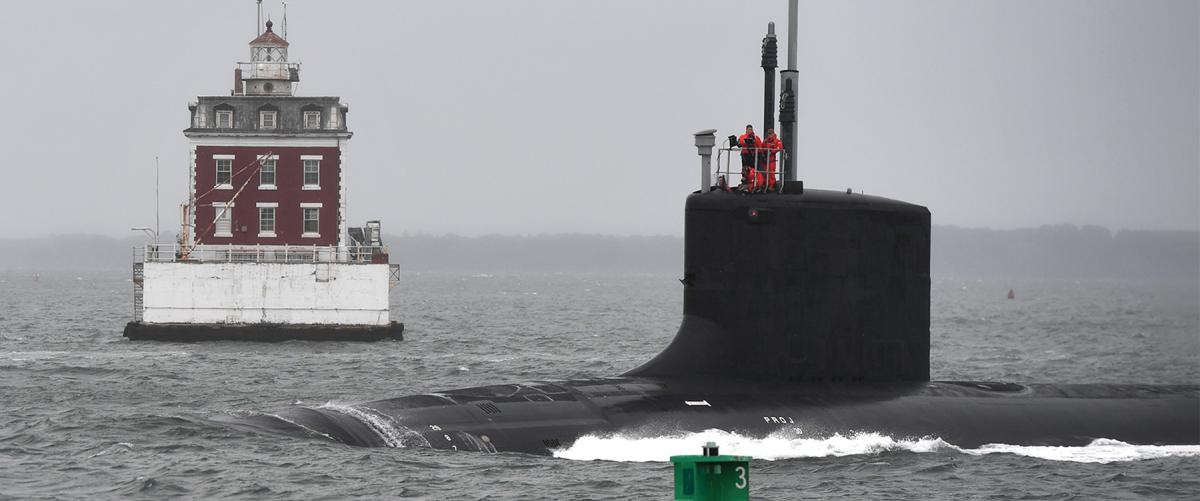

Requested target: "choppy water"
[{"left": 0, "top": 270, "right": 1197, "bottom": 499}]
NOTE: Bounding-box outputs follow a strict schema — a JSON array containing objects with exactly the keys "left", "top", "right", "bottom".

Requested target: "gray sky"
[{"left": 0, "top": 0, "right": 1196, "bottom": 238}]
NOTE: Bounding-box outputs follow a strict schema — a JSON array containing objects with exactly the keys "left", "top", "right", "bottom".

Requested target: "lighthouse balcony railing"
[
  {"left": 714, "top": 147, "right": 787, "bottom": 192},
  {"left": 237, "top": 62, "right": 301, "bottom": 81},
  {"left": 134, "top": 243, "right": 388, "bottom": 265}
]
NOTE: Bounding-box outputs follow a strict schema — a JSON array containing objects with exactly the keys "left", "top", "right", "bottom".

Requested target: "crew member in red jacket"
[
  {"left": 762, "top": 128, "right": 783, "bottom": 190},
  {"left": 737, "top": 125, "right": 763, "bottom": 191}
]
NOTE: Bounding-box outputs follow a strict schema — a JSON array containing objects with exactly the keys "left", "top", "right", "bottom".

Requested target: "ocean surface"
[{"left": 0, "top": 269, "right": 1197, "bottom": 500}]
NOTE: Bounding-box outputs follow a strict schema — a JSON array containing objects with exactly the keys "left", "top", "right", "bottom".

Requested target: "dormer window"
[
  {"left": 260, "top": 110, "right": 277, "bottom": 129},
  {"left": 303, "top": 111, "right": 321, "bottom": 129},
  {"left": 215, "top": 110, "right": 233, "bottom": 128}
]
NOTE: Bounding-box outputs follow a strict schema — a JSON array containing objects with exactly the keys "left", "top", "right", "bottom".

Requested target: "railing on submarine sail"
[
  {"left": 133, "top": 243, "right": 389, "bottom": 265},
  {"left": 714, "top": 147, "right": 787, "bottom": 193}
]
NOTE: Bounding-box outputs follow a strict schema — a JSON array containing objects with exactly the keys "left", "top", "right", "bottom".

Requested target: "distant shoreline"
[{"left": 2, "top": 225, "right": 1196, "bottom": 279}]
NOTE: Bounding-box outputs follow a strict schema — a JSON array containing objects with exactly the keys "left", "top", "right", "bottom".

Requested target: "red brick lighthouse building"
[
  {"left": 185, "top": 20, "right": 348, "bottom": 248},
  {"left": 124, "top": 19, "right": 400, "bottom": 342}
]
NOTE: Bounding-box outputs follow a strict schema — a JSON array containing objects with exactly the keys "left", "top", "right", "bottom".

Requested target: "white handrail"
[
  {"left": 134, "top": 243, "right": 386, "bottom": 264},
  {"left": 714, "top": 146, "right": 787, "bottom": 192}
]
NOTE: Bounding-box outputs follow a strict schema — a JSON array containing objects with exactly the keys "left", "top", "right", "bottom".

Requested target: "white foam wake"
[
  {"left": 552, "top": 429, "right": 1200, "bottom": 464},
  {"left": 554, "top": 429, "right": 947, "bottom": 462},
  {"left": 965, "top": 438, "right": 1200, "bottom": 464},
  {"left": 316, "top": 402, "right": 429, "bottom": 448}
]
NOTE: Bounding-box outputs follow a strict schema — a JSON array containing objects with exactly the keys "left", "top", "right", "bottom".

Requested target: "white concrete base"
[{"left": 141, "top": 262, "right": 390, "bottom": 325}]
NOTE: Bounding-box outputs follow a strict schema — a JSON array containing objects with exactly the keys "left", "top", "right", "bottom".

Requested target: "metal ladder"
[{"left": 132, "top": 262, "right": 144, "bottom": 322}]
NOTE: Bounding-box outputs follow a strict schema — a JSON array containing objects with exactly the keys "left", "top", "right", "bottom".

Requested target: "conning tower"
[
  {"left": 627, "top": 186, "right": 930, "bottom": 382},
  {"left": 628, "top": 4, "right": 931, "bottom": 383}
]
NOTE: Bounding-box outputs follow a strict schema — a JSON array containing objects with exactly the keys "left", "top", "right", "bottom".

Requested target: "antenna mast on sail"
[
  {"left": 780, "top": 0, "right": 799, "bottom": 182},
  {"left": 155, "top": 156, "right": 160, "bottom": 243}
]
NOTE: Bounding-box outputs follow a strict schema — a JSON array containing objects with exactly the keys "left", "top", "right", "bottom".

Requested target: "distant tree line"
[
  {"left": 1, "top": 225, "right": 1196, "bottom": 279},
  {"left": 932, "top": 224, "right": 1199, "bottom": 279}
]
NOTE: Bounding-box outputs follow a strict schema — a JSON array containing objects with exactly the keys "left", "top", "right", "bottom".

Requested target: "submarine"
[{"left": 231, "top": 4, "right": 1199, "bottom": 454}]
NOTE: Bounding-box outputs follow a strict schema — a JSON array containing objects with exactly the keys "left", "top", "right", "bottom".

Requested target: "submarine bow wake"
[{"left": 555, "top": 429, "right": 1200, "bottom": 463}]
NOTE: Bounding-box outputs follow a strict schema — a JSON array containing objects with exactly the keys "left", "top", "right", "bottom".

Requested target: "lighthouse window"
[
  {"left": 213, "top": 203, "right": 232, "bottom": 237},
  {"left": 302, "top": 207, "right": 320, "bottom": 236},
  {"left": 303, "top": 159, "right": 320, "bottom": 187},
  {"left": 259, "top": 111, "right": 277, "bottom": 129},
  {"left": 260, "top": 159, "right": 276, "bottom": 188},
  {"left": 215, "top": 159, "right": 232, "bottom": 187},
  {"left": 215, "top": 110, "right": 233, "bottom": 128},
  {"left": 258, "top": 207, "right": 276, "bottom": 236},
  {"left": 303, "top": 111, "right": 321, "bottom": 129}
]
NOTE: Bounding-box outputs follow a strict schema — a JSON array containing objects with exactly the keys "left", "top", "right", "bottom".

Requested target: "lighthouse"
[
  {"left": 124, "top": 19, "right": 402, "bottom": 342},
  {"left": 185, "top": 19, "right": 348, "bottom": 249}
]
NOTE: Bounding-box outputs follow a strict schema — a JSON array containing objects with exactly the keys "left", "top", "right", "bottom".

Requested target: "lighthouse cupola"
[{"left": 239, "top": 20, "right": 297, "bottom": 96}]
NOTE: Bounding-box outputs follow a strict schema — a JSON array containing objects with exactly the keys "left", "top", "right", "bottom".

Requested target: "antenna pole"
[
  {"left": 257, "top": 0, "right": 263, "bottom": 33},
  {"left": 780, "top": 0, "right": 800, "bottom": 183},
  {"left": 155, "top": 156, "right": 161, "bottom": 243},
  {"left": 282, "top": 1, "right": 288, "bottom": 39},
  {"left": 761, "top": 22, "right": 778, "bottom": 134},
  {"left": 787, "top": 0, "right": 797, "bottom": 70}
]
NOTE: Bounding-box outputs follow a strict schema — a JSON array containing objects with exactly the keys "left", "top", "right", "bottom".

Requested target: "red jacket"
[
  {"left": 762, "top": 135, "right": 783, "bottom": 166},
  {"left": 738, "top": 132, "right": 762, "bottom": 153}
]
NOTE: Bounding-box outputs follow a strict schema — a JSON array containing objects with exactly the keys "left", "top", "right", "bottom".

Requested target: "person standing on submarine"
[
  {"left": 762, "top": 128, "right": 783, "bottom": 191},
  {"left": 737, "top": 124, "right": 764, "bottom": 191}
]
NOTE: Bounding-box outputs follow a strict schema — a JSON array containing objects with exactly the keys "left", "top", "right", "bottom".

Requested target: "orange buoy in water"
[{"left": 1007, "top": 289, "right": 1015, "bottom": 300}]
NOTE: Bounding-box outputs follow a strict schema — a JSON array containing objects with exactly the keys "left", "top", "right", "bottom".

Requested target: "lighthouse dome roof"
[{"left": 249, "top": 20, "right": 289, "bottom": 47}]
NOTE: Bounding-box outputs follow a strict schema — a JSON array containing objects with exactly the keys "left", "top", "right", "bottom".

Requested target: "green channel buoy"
[{"left": 670, "top": 442, "right": 752, "bottom": 500}]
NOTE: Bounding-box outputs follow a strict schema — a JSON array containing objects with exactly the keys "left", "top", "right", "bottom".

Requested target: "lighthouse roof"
[{"left": 250, "top": 20, "right": 289, "bottom": 47}]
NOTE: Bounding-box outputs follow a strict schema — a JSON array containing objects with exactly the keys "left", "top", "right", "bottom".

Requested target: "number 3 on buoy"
[{"left": 735, "top": 466, "right": 747, "bottom": 489}]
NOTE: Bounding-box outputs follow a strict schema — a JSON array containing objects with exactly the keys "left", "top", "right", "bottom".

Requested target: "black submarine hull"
[
  {"left": 231, "top": 188, "right": 1198, "bottom": 454},
  {"left": 234, "top": 377, "right": 1199, "bottom": 455}
]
